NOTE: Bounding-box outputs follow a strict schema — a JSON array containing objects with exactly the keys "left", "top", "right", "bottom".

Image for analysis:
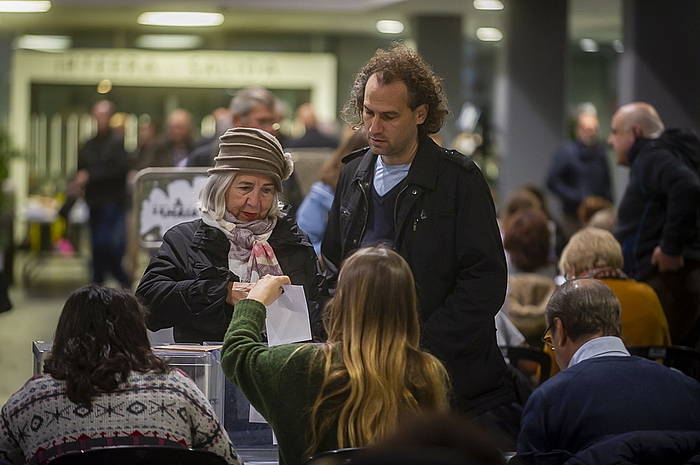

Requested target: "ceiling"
[{"left": 0, "top": 0, "right": 621, "bottom": 43}]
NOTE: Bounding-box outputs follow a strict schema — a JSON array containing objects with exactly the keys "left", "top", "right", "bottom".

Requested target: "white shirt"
[{"left": 568, "top": 336, "right": 630, "bottom": 368}]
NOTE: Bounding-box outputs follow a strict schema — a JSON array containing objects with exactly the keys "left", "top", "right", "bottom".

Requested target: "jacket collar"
[
  {"left": 352, "top": 136, "right": 440, "bottom": 191},
  {"left": 628, "top": 137, "right": 653, "bottom": 165}
]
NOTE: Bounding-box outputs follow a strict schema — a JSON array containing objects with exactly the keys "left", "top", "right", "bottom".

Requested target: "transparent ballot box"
[{"left": 31, "top": 341, "right": 272, "bottom": 446}]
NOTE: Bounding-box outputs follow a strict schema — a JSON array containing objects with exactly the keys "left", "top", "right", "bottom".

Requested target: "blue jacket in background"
[
  {"left": 296, "top": 181, "right": 335, "bottom": 255},
  {"left": 546, "top": 140, "right": 612, "bottom": 217}
]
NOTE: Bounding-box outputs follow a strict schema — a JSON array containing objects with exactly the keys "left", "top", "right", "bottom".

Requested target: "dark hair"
[
  {"left": 546, "top": 279, "right": 621, "bottom": 341},
  {"left": 44, "top": 285, "right": 170, "bottom": 406},
  {"left": 503, "top": 209, "right": 551, "bottom": 272},
  {"left": 343, "top": 43, "right": 448, "bottom": 137}
]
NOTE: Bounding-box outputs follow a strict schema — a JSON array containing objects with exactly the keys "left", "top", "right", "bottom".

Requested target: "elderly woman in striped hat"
[{"left": 137, "top": 127, "right": 322, "bottom": 343}]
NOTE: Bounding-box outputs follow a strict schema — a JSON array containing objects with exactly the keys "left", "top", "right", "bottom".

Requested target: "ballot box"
[{"left": 31, "top": 341, "right": 273, "bottom": 446}]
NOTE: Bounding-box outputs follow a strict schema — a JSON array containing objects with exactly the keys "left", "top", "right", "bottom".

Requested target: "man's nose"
[{"left": 368, "top": 116, "right": 382, "bottom": 134}]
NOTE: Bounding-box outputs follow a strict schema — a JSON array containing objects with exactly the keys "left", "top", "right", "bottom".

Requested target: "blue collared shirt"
[{"left": 568, "top": 336, "right": 630, "bottom": 368}]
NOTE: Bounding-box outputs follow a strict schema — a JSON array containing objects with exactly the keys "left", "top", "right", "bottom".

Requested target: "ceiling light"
[
  {"left": 136, "top": 34, "right": 203, "bottom": 49},
  {"left": 473, "top": 0, "right": 504, "bottom": 11},
  {"left": 476, "top": 27, "right": 503, "bottom": 42},
  {"left": 579, "top": 38, "right": 599, "bottom": 53},
  {"left": 137, "top": 12, "right": 224, "bottom": 27},
  {"left": 612, "top": 39, "right": 624, "bottom": 54},
  {"left": 376, "top": 20, "right": 404, "bottom": 34},
  {"left": 0, "top": 1, "right": 50, "bottom": 12},
  {"left": 14, "top": 34, "right": 70, "bottom": 51}
]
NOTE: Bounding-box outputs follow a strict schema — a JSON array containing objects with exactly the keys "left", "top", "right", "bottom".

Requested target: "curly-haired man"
[{"left": 322, "top": 44, "right": 517, "bottom": 442}]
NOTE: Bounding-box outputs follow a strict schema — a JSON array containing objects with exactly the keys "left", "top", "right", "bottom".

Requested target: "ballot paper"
[
  {"left": 249, "top": 284, "right": 311, "bottom": 430},
  {"left": 264, "top": 284, "right": 312, "bottom": 346}
]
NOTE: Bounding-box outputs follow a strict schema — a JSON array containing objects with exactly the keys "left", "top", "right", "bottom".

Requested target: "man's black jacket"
[
  {"left": 615, "top": 137, "right": 700, "bottom": 280},
  {"left": 322, "top": 136, "right": 513, "bottom": 415}
]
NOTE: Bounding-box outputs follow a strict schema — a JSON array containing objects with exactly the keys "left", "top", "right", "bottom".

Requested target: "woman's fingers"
[{"left": 248, "top": 275, "right": 291, "bottom": 306}]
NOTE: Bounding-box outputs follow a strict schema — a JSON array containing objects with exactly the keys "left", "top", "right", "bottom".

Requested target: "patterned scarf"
[
  {"left": 577, "top": 266, "right": 628, "bottom": 280},
  {"left": 199, "top": 209, "right": 283, "bottom": 282}
]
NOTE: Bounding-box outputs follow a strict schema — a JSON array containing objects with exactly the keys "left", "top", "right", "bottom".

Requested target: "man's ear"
[
  {"left": 553, "top": 317, "right": 568, "bottom": 346},
  {"left": 414, "top": 104, "right": 428, "bottom": 125},
  {"left": 631, "top": 124, "right": 642, "bottom": 139}
]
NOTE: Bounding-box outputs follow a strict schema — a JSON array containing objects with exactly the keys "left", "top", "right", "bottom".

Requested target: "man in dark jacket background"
[
  {"left": 546, "top": 108, "right": 612, "bottom": 237},
  {"left": 74, "top": 99, "right": 131, "bottom": 288},
  {"left": 322, "top": 44, "right": 515, "bottom": 443},
  {"left": 610, "top": 102, "right": 700, "bottom": 347}
]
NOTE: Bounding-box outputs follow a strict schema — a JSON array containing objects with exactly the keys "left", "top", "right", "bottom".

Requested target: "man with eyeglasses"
[{"left": 515, "top": 279, "right": 700, "bottom": 464}]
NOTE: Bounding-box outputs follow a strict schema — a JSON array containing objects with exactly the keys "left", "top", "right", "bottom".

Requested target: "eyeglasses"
[{"left": 542, "top": 324, "right": 555, "bottom": 351}]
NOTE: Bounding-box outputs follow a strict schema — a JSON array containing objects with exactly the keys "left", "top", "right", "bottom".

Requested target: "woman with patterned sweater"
[
  {"left": 221, "top": 247, "right": 450, "bottom": 465},
  {"left": 0, "top": 285, "right": 238, "bottom": 465}
]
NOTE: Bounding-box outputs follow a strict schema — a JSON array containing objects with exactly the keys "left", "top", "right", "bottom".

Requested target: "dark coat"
[
  {"left": 615, "top": 138, "right": 700, "bottom": 280},
  {"left": 546, "top": 140, "right": 612, "bottom": 216},
  {"left": 322, "top": 136, "right": 513, "bottom": 415},
  {"left": 563, "top": 431, "right": 700, "bottom": 465},
  {"left": 136, "top": 216, "right": 323, "bottom": 343},
  {"left": 77, "top": 130, "right": 129, "bottom": 208}
]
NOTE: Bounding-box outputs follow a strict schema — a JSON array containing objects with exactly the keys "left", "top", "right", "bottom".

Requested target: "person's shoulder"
[
  {"left": 341, "top": 146, "right": 370, "bottom": 165},
  {"left": 432, "top": 145, "right": 479, "bottom": 174},
  {"left": 163, "top": 219, "right": 203, "bottom": 238}
]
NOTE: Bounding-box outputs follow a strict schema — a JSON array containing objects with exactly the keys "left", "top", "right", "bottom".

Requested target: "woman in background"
[
  {"left": 221, "top": 247, "right": 449, "bottom": 465},
  {"left": 0, "top": 285, "right": 237, "bottom": 465},
  {"left": 296, "top": 129, "right": 368, "bottom": 255}
]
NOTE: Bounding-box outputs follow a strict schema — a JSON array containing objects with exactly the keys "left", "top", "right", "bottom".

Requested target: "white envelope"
[{"left": 264, "top": 284, "right": 312, "bottom": 346}]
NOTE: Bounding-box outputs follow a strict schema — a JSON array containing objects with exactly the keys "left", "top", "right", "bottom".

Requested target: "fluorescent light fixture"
[
  {"left": 137, "top": 12, "right": 224, "bottom": 27},
  {"left": 0, "top": 0, "right": 50, "bottom": 12},
  {"left": 476, "top": 27, "right": 503, "bottom": 42},
  {"left": 14, "top": 34, "right": 71, "bottom": 51},
  {"left": 136, "top": 34, "right": 202, "bottom": 49},
  {"left": 376, "top": 20, "right": 404, "bottom": 34},
  {"left": 612, "top": 39, "right": 624, "bottom": 53},
  {"left": 579, "top": 38, "right": 599, "bottom": 53},
  {"left": 473, "top": 0, "right": 504, "bottom": 11}
]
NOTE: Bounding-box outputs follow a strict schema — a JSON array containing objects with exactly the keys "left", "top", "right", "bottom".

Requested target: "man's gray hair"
[
  {"left": 198, "top": 172, "right": 283, "bottom": 220},
  {"left": 229, "top": 87, "right": 276, "bottom": 118},
  {"left": 546, "top": 279, "right": 621, "bottom": 341}
]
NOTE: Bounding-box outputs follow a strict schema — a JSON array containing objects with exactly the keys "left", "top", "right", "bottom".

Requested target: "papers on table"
[{"left": 264, "top": 284, "right": 312, "bottom": 347}]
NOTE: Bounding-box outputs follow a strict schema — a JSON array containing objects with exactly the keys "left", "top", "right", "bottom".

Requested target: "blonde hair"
[
  {"left": 559, "top": 227, "right": 623, "bottom": 277},
  {"left": 307, "top": 248, "right": 449, "bottom": 455},
  {"left": 197, "top": 172, "right": 284, "bottom": 220}
]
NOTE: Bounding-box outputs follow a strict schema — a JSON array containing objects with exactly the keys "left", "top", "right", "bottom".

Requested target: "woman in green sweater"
[{"left": 221, "top": 247, "right": 450, "bottom": 465}]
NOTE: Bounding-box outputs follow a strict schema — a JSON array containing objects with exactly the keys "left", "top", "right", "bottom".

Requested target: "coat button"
[{"left": 411, "top": 188, "right": 418, "bottom": 195}]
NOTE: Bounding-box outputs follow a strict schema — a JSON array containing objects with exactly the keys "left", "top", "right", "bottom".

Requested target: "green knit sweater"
[{"left": 221, "top": 299, "right": 338, "bottom": 465}]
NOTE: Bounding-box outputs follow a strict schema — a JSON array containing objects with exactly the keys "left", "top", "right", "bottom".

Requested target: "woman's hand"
[
  {"left": 226, "top": 282, "right": 255, "bottom": 305},
  {"left": 247, "top": 275, "right": 291, "bottom": 306}
]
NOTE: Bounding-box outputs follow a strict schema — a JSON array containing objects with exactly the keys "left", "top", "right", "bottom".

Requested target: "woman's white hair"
[{"left": 197, "top": 172, "right": 284, "bottom": 220}]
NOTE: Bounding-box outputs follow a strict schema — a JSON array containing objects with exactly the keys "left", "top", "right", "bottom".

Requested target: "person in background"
[
  {"left": 74, "top": 99, "right": 131, "bottom": 288},
  {"left": 502, "top": 209, "right": 557, "bottom": 347},
  {"left": 287, "top": 103, "right": 339, "bottom": 149},
  {"left": 221, "top": 247, "right": 449, "bottom": 465},
  {"left": 515, "top": 279, "right": 700, "bottom": 464},
  {"left": 146, "top": 108, "right": 195, "bottom": 167},
  {"left": 296, "top": 129, "right": 368, "bottom": 255},
  {"left": 546, "top": 109, "right": 612, "bottom": 238},
  {"left": 610, "top": 102, "right": 700, "bottom": 348},
  {"left": 576, "top": 195, "right": 614, "bottom": 229},
  {"left": 559, "top": 227, "right": 670, "bottom": 347},
  {"left": 136, "top": 127, "right": 322, "bottom": 343},
  {"left": 185, "top": 88, "right": 305, "bottom": 212},
  {"left": 0, "top": 285, "right": 238, "bottom": 465}
]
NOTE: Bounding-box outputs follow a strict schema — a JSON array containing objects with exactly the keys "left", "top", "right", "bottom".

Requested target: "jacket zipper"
[
  {"left": 356, "top": 180, "right": 369, "bottom": 246},
  {"left": 393, "top": 184, "right": 409, "bottom": 229}
]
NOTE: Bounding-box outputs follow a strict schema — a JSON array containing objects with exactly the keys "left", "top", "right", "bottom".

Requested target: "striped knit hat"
[{"left": 208, "top": 127, "right": 294, "bottom": 191}]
